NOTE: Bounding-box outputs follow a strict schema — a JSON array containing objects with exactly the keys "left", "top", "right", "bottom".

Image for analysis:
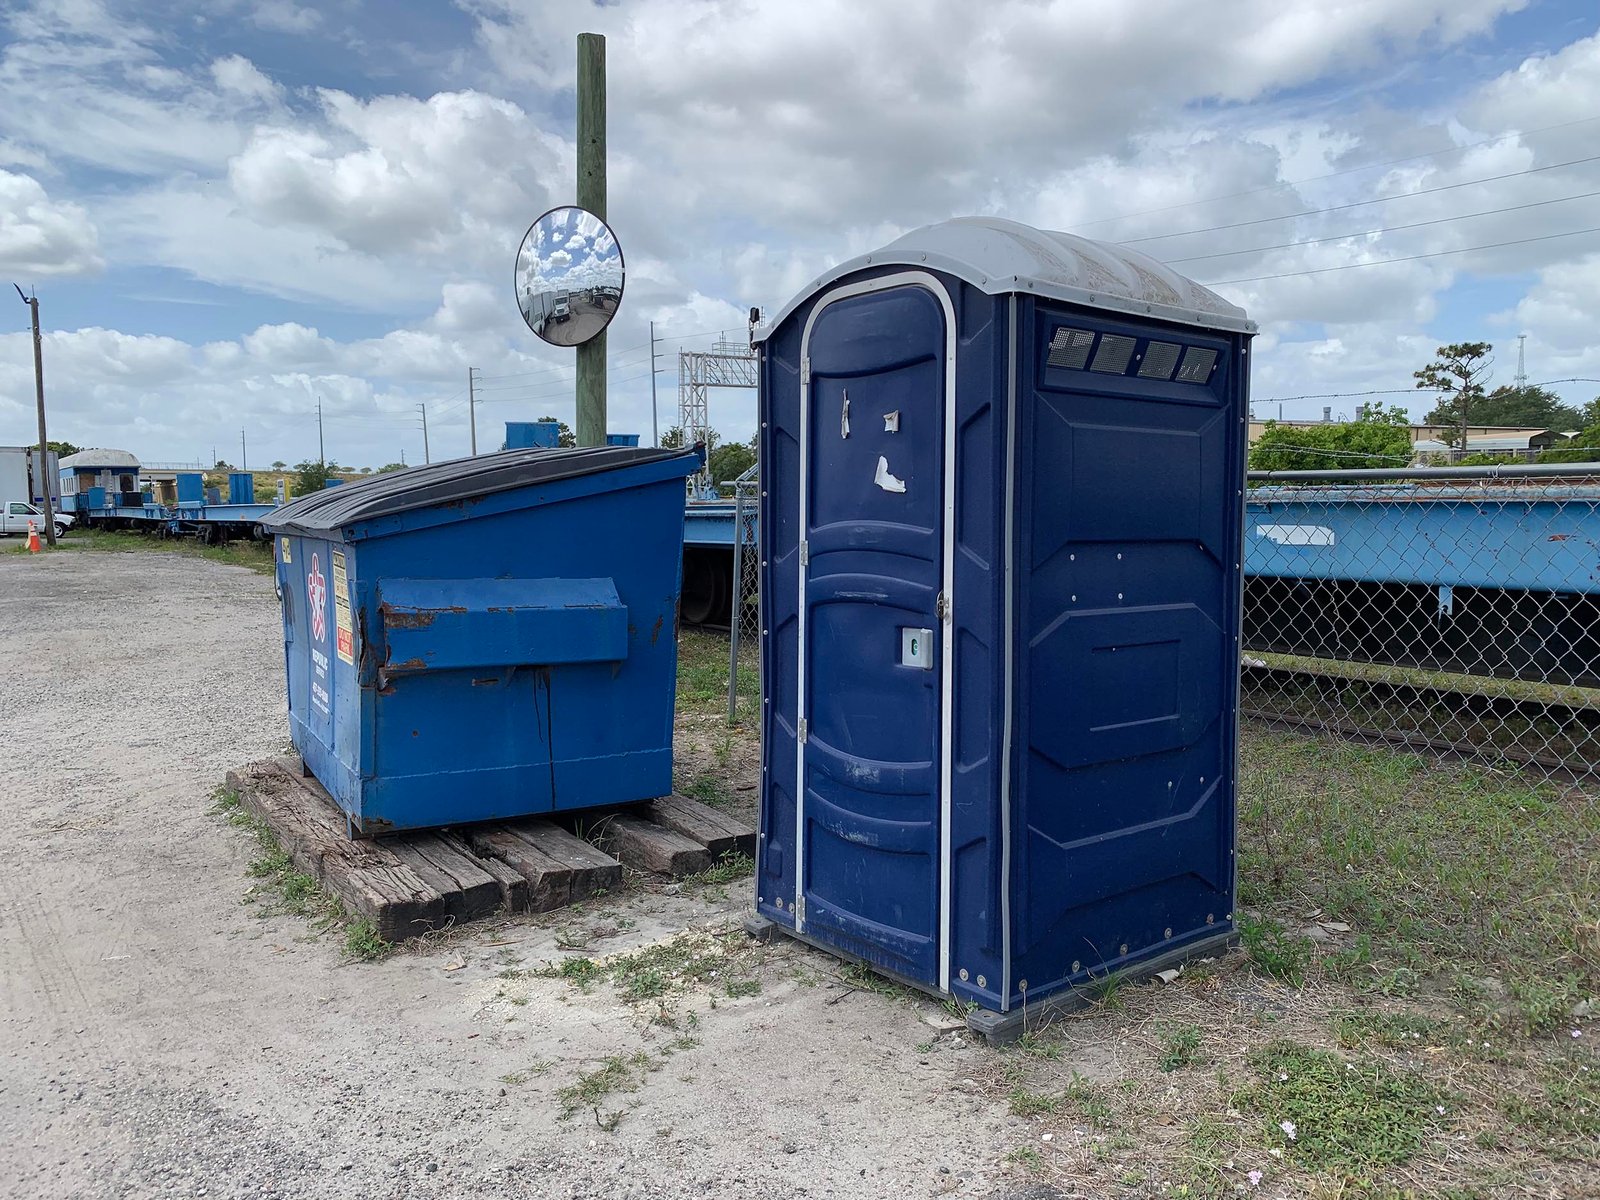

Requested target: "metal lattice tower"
[
  {"left": 678, "top": 337, "right": 757, "bottom": 493},
  {"left": 1515, "top": 333, "right": 1528, "bottom": 388}
]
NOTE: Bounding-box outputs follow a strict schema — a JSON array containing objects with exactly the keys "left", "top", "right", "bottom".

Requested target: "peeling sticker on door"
[
  {"left": 874, "top": 456, "right": 906, "bottom": 493},
  {"left": 841, "top": 389, "right": 850, "bottom": 439},
  {"left": 331, "top": 550, "right": 355, "bottom": 665},
  {"left": 883, "top": 410, "right": 900, "bottom": 432}
]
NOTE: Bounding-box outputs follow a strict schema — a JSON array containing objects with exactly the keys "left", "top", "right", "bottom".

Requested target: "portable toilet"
[
  {"left": 751, "top": 217, "right": 1254, "bottom": 1035},
  {"left": 176, "top": 472, "right": 204, "bottom": 505},
  {"left": 505, "top": 421, "right": 563, "bottom": 450},
  {"left": 263, "top": 446, "right": 701, "bottom": 836},
  {"left": 228, "top": 472, "right": 255, "bottom": 504},
  {"left": 606, "top": 433, "right": 641, "bottom": 447}
]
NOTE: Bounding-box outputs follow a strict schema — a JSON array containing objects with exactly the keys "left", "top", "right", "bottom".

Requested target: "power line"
[
  {"left": 1122, "top": 152, "right": 1600, "bottom": 245},
  {"left": 1255, "top": 378, "right": 1600, "bottom": 404},
  {"left": 1203, "top": 223, "right": 1600, "bottom": 286},
  {"left": 1164, "top": 187, "right": 1600, "bottom": 265},
  {"left": 1066, "top": 112, "right": 1600, "bottom": 232}
]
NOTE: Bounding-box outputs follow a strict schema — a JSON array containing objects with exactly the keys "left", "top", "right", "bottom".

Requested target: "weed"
[
  {"left": 1014, "top": 1032, "right": 1063, "bottom": 1060},
  {"left": 1008, "top": 1087, "right": 1062, "bottom": 1117},
  {"left": 1005, "top": 1146, "right": 1043, "bottom": 1171},
  {"left": 683, "top": 853, "right": 755, "bottom": 888},
  {"left": 557, "top": 1051, "right": 653, "bottom": 1119},
  {"left": 1157, "top": 1023, "right": 1204, "bottom": 1071},
  {"left": 1509, "top": 974, "right": 1580, "bottom": 1036},
  {"left": 1237, "top": 1040, "right": 1451, "bottom": 1171},
  {"left": 1501, "top": 1051, "right": 1600, "bottom": 1153},
  {"left": 724, "top": 978, "right": 761, "bottom": 998},
  {"left": 536, "top": 956, "right": 602, "bottom": 990},
  {"left": 1239, "top": 914, "right": 1313, "bottom": 986},
  {"left": 839, "top": 961, "right": 913, "bottom": 1001},
  {"left": 343, "top": 919, "right": 390, "bottom": 961}
]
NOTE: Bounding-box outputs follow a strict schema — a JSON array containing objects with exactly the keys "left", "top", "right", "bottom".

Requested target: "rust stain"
[
  {"left": 650, "top": 614, "right": 664, "bottom": 645},
  {"left": 382, "top": 607, "right": 436, "bottom": 629},
  {"left": 471, "top": 677, "right": 498, "bottom": 687},
  {"left": 389, "top": 657, "right": 428, "bottom": 671},
  {"left": 1548, "top": 533, "right": 1574, "bottom": 541}
]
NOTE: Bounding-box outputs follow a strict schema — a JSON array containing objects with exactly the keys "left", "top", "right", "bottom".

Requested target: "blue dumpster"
[
  {"left": 263, "top": 445, "right": 702, "bottom": 835},
  {"left": 753, "top": 217, "right": 1254, "bottom": 1022},
  {"left": 505, "top": 420, "right": 562, "bottom": 450}
]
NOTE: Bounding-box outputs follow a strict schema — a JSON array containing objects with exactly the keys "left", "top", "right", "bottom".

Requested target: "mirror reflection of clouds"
[{"left": 516, "top": 205, "right": 623, "bottom": 298}]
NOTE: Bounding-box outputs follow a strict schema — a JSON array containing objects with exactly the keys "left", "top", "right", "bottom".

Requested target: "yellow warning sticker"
[
  {"left": 280, "top": 537, "right": 292, "bottom": 564},
  {"left": 331, "top": 550, "right": 354, "bottom": 666}
]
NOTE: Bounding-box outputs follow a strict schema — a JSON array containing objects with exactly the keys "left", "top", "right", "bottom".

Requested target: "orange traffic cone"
[{"left": 26, "top": 519, "right": 41, "bottom": 553}]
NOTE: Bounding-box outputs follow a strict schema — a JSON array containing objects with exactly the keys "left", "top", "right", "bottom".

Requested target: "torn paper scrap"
[
  {"left": 883, "top": 410, "right": 900, "bottom": 432},
  {"left": 874, "top": 456, "right": 906, "bottom": 493}
]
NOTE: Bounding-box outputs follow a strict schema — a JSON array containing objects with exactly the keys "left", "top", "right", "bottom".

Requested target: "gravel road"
[{"left": 0, "top": 550, "right": 1028, "bottom": 1200}]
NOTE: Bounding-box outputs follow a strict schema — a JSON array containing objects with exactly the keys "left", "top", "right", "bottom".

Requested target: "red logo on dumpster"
[{"left": 307, "top": 553, "right": 327, "bottom": 642}]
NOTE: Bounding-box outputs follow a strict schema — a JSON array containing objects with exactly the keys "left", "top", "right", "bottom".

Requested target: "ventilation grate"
[
  {"left": 1090, "top": 334, "right": 1137, "bottom": 374},
  {"left": 1138, "top": 341, "right": 1181, "bottom": 380},
  {"left": 1047, "top": 327, "right": 1095, "bottom": 369},
  {"left": 1176, "top": 346, "right": 1218, "bottom": 383}
]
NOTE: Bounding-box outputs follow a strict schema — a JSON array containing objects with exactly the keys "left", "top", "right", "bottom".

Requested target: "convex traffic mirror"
[{"left": 514, "top": 206, "right": 625, "bottom": 348}]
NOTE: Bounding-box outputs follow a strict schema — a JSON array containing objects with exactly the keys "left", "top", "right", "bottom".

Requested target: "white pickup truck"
[{"left": 1, "top": 500, "right": 72, "bottom": 539}]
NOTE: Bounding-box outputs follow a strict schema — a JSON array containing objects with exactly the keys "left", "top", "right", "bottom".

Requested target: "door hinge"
[
  {"left": 794, "top": 895, "right": 806, "bottom": 923},
  {"left": 797, "top": 717, "right": 808, "bottom": 743},
  {"left": 936, "top": 591, "right": 950, "bottom": 622},
  {"left": 799, "top": 539, "right": 809, "bottom": 567},
  {"left": 801, "top": 356, "right": 811, "bottom": 385}
]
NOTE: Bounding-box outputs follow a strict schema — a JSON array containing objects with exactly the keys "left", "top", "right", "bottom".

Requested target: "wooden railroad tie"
[{"left": 224, "top": 756, "right": 755, "bottom": 943}]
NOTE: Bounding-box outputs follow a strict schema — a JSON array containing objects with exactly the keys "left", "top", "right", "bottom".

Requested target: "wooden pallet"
[{"left": 224, "top": 757, "right": 756, "bottom": 944}]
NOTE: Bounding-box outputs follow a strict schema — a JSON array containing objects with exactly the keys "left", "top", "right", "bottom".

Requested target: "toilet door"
[{"left": 795, "top": 274, "right": 955, "bottom": 989}]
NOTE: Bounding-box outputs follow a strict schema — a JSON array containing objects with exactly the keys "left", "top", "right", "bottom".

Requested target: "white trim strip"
[
  {"left": 795, "top": 271, "right": 958, "bottom": 990},
  {"left": 999, "top": 293, "right": 1018, "bottom": 1010}
]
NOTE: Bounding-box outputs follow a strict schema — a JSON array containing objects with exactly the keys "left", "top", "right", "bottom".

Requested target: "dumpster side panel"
[
  {"left": 1008, "top": 302, "right": 1245, "bottom": 1008},
  {"left": 348, "top": 473, "right": 688, "bottom": 831},
  {"left": 275, "top": 532, "right": 362, "bottom": 820}
]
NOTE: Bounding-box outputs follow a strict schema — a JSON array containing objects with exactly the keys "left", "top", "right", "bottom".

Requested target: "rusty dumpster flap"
[{"left": 377, "top": 577, "right": 627, "bottom": 673}]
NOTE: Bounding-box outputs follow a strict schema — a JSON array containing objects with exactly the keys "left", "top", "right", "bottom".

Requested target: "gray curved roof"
[
  {"left": 60, "top": 448, "right": 140, "bottom": 471},
  {"left": 759, "top": 216, "right": 1253, "bottom": 336}
]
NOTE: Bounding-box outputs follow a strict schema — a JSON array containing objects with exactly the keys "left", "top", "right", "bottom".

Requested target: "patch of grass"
[
  {"left": 1332, "top": 1009, "right": 1444, "bottom": 1051},
  {"left": 1509, "top": 974, "right": 1583, "bottom": 1036},
  {"left": 532, "top": 956, "right": 603, "bottom": 989},
  {"left": 1004, "top": 1146, "right": 1044, "bottom": 1171},
  {"left": 1236, "top": 1040, "right": 1452, "bottom": 1172},
  {"left": 1239, "top": 730, "right": 1600, "bottom": 1015},
  {"left": 56, "top": 528, "right": 277, "bottom": 574},
  {"left": 676, "top": 770, "right": 736, "bottom": 811},
  {"left": 683, "top": 853, "right": 755, "bottom": 887},
  {"left": 1501, "top": 1051, "right": 1600, "bottom": 1153},
  {"left": 557, "top": 1051, "right": 652, "bottom": 1119},
  {"left": 343, "top": 918, "right": 390, "bottom": 961},
  {"left": 1239, "top": 914, "right": 1314, "bottom": 986},
  {"left": 1013, "top": 1032, "right": 1063, "bottom": 1060},
  {"left": 1157, "top": 1022, "right": 1205, "bottom": 1071},
  {"left": 724, "top": 977, "right": 761, "bottom": 998},
  {"left": 1008, "top": 1087, "right": 1062, "bottom": 1117},
  {"left": 839, "top": 961, "right": 914, "bottom": 1001}
]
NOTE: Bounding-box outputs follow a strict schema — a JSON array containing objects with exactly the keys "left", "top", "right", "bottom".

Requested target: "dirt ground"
[{"left": 0, "top": 550, "right": 1028, "bottom": 1200}]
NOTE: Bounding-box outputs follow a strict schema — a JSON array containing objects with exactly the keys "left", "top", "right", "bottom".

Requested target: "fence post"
[{"left": 728, "top": 480, "right": 747, "bottom": 723}]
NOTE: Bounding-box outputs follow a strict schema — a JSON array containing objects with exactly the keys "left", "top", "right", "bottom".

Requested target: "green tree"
[
  {"left": 293, "top": 459, "right": 340, "bottom": 494},
  {"left": 708, "top": 439, "right": 756, "bottom": 486},
  {"left": 1415, "top": 342, "right": 1493, "bottom": 446},
  {"left": 537, "top": 416, "right": 576, "bottom": 448},
  {"left": 47, "top": 440, "right": 79, "bottom": 457},
  {"left": 271, "top": 459, "right": 287, "bottom": 470},
  {"left": 375, "top": 462, "right": 407, "bottom": 474},
  {"left": 213, "top": 459, "right": 233, "bottom": 471},
  {"left": 1249, "top": 403, "right": 1414, "bottom": 472},
  {"left": 1433, "top": 384, "right": 1583, "bottom": 432}
]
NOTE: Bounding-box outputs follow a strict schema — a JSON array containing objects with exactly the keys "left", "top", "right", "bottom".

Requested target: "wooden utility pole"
[
  {"left": 575, "top": 32, "right": 607, "bottom": 448},
  {"left": 417, "top": 403, "right": 431, "bottom": 463},
  {"left": 468, "top": 367, "right": 478, "bottom": 455},
  {"left": 649, "top": 320, "right": 660, "bottom": 447},
  {"left": 13, "top": 285, "right": 56, "bottom": 547}
]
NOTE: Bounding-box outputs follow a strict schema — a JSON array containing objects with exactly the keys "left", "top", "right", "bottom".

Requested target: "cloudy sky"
[{"left": 3, "top": 0, "right": 1600, "bottom": 469}]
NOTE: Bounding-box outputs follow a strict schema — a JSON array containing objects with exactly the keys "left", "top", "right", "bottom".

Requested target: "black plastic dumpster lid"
[{"left": 262, "top": 445, "right": 698, "bottom": 536}]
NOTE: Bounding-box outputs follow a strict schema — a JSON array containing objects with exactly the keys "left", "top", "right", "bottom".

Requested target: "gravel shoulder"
[{"left": 0, "top": 550, "right": 1017, "bottom": 1200}]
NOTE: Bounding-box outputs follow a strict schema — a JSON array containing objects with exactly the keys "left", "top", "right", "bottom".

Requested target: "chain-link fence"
[
  {"left": 1242, "top": 465, "right": 1600, "bottom": 787},
  {"left": 726, "top": 466, "right": 761, "bottom": 723},
  {"left": 715, "top": 463, "right": 1600, "bottom": 785}
]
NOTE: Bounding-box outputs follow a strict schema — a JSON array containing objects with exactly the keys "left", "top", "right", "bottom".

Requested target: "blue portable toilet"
[
  {"left": 263, "top": 446, "right": 701, "bottom": 835},
  {"left": 606, "top": 433, "right": 641, "bottom": 447},
  {"left": 176, "top": 472, "right": 204, "bottom": 504},
  {"left": 228, "top": 472, "right": 255, "bottom": 504},
  {"left": 751, "top": 217, "right": 1254, "bottom": 1034},
  {"left": 505, "top": 420, "right": 563, "bottom": 450}
]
